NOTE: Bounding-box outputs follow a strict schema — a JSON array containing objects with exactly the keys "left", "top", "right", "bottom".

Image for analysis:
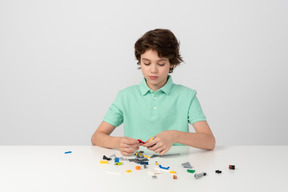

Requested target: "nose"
[{"left": 151, "top": 64, "right": 157, "bottom": 73}]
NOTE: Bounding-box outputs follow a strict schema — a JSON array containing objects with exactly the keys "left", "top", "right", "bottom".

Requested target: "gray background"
[{"left": 1, "top": 0, "right": 287, "bottom": 145}]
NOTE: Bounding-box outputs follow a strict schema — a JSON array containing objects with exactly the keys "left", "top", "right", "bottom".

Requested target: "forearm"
[
  {"left": 91, "top": 131, "right": 121, "bottom": 149},
  {"left": 173, "top": 130, "right": 215, "bottom": 150}
]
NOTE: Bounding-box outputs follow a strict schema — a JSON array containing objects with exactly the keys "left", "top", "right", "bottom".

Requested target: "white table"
[{"left": 0, "top": 146, "right": 287, "bottom": 192}]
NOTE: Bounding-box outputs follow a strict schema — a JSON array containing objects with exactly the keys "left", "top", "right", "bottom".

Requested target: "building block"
[
  {"left": 187, "top": 169, "right": 195, "bottom": 173},
  {"left": 159, "top": 165, "right": 170, "bottom": 170},
  {"left": 229, "top": 165, "right": 235, "bottom": 170},
  {"left": 181, "top": 162, "right": 192, "bottom": 169},
  {"left": 194, "top": 172, "right": 206, "bottom": 179},
  {"left": 103, "top": 155, "right": 112, "bottom": 161},
  {"left": 100, "top": 160, "right": 109, "bottom": 164}
]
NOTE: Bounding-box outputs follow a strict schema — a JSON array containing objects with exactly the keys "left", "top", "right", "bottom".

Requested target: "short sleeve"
[
  {"left": 103, "top": 92, "right": 123, "bottom": 127},
  {"left": 188, "top": 91, "right": 207, "bottom": 125}
]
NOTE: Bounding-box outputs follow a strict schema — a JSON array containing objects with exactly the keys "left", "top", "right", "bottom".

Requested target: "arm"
[
  {"left": 143, "top": 121, "right": 215, "bottom": 155},
  {"left": 91, "top": 121, "right": 142, "bottom": 156}
]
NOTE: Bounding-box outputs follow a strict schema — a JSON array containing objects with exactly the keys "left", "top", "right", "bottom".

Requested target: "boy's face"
[{"left": 140, "top": 49, "right": 173, "bottom": 91}]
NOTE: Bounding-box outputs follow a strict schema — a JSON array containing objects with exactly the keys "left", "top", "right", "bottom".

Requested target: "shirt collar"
[{"left": 139, "top": 75, "right": 173, "bottom": 96}]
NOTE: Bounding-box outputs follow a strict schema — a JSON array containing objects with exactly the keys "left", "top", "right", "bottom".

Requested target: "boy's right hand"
[{"left": 119, "top": 137, "right": 142, "bottom": 156}]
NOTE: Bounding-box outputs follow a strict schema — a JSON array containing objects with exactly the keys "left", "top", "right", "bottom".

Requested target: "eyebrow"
[{"left": 142, "top": 58, "right": 168, "bottom": 62}]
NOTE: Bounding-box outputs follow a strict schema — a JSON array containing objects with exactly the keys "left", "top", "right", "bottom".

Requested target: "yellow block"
[
  {"left": 100, "top": 160, "right": 109, "bottom": 164},
  {"left": 148, "top": 136, "right": 156, "bottom": 142},
  {"left": 144, "top": 155, "right": 150, "bottom": 159},
  {"left": 169, "top": 171, "right": 176, "bottom": 174},
  {"left": 126, "top": 170, "right": 132, "bottom": 173}
]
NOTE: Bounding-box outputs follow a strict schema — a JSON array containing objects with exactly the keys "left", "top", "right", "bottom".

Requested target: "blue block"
[
  {"left": 115, "top": 157, "right": 119, "bottom": 163},
  {"left": 159, "top": 165, "right": 170, "bottom": 170}
]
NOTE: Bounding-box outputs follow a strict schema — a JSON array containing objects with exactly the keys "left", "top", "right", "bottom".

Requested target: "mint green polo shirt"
[{"left": 104, "top": 75, "right": 207, "bottom": 145}]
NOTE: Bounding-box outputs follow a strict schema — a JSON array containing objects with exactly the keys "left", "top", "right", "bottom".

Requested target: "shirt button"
[
  {"left": 154, "top": 97, "right": 157, "bottom": 100},
  {"left": 153, "top": 107, "right": 157, "bottom": 110}
]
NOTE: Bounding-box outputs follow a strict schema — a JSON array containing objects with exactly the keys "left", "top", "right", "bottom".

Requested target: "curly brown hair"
[{"left": 134, "top": 29, "right": 183, "bottom": 73}]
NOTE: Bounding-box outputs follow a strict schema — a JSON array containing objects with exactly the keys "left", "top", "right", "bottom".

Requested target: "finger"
[
  {"left": 121, "top": 151, "right": 133, "bottom": 156},
  {"left": 144, "top": 136, "right": 156, "bottom": 146},
  {"left": 143, "top": 139, "right": 157, "bottom": 148},
  {"left": 160, "top": 148, "right": 168, "bottom": 156},
  {"left": 143, "top": 136, "right": 156, "bottom": 145},
  {"left": 122, "top": 139, "right": 137, "bottom": 145},
  {"left": 129, "top": 139, "right": 142, "bottom": 145},
  {"left": 155, "top": 147, "right": 163, "bottom": 154},
  {"left": 148, "top": 141, "right": 163, "bottom": 151},
  {"left": 121, "top": 148, "right": 135, "bottom": 155},
  {"left": 121, "top": 141, "right": 141, "bottom": 148}
]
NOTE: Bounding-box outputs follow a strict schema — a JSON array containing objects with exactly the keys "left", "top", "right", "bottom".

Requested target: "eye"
[
  {"left": 158, "top": 63, "right": 166, "bottom": 66},
  {"left": 143, "top": 63, "right": 150, "bottom": 66}
]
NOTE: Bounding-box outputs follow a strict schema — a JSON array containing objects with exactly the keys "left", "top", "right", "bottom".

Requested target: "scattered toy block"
[
  {"left": 229, "top": 165, "right": 235, "bottom": 170},
  {"left": 181, "top": 162, "right": 192, "bottom": 169},
  {"left": 137, "top": 139, "right": 146, "bottom": 144},
  {"left": 103, "top": 155, "right": 112, "bottom": 161},
  {"left": 159, "top": 165, "right": 170, "bottom": 170},
  {"left": 144, "top": 155, "right": 150, "bottom": 159},
  {"left": 194, "top": 172, "right": 206, "bottom": 179},
  {"left": 187, "top": 169, "right": 195, "bottom": 173},
  {"left": 100, "top": 160, "right": 109, "bottom": 164},
  {"left": 215, "top": 170, "right": 222, "bottom": 174}
]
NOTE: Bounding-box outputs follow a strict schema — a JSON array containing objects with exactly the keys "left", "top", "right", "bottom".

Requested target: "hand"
[
  {"left": 143, "top": 130, "right": 176, "bottom": 155},
  {"left": 119, "top": 137, "right": 142, "bottom": 156}
]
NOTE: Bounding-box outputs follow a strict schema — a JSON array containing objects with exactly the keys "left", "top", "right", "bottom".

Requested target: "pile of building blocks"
[{"left": 99, "top": 150, "right": 236, "bottom": 180}]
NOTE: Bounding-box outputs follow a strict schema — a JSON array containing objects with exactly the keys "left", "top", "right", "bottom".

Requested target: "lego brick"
[
  {"left": 194, "top": 172, "right": 207, "bottom": 179},
  {"left": 159, "top": 165, "right": 170, "bottom": 170},
  {"left": 215, "top": 170, "right": 222, "bottom": 174},
  {"left": 182, "top": 162, "right": 192, "bottom": 169},
  {"left": 100, "top": 160, "right": 109, "bottom": 164},
  {"left": 187, "top": 169, "right": 195, "bottom": 173},
  {"left": 103, "top": 155, "right": 112, "bottom": 161},
  {"left": 229, "top": 165, "right": 235, "bottom": 170}
]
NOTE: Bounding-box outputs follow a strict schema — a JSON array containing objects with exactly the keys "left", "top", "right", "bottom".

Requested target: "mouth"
[{"left": 149, "top": 76, "right": 158, "bottom": 80}]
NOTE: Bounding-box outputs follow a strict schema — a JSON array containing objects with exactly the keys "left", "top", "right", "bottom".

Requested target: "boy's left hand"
[{"left": 143, "top": 130, "right": 175, "bottom": 155}]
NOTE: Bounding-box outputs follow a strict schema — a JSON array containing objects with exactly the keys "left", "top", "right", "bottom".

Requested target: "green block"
[{"left": 187, "top": 169, "right": 195, "bottom": 173}]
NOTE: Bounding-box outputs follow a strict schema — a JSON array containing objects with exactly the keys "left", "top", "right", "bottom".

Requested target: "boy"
[{"left": 91, "top": 29, "right": 215, "bottom": 156}]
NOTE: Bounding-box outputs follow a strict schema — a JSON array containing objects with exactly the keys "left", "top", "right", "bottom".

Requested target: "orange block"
[{"left": 136, "top": 166, "right": 141, "bottom": 170}]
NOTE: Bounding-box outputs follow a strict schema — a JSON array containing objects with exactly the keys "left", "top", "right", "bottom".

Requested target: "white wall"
[{"left": 0, "top": 0, "right": 287, "bottom": 145}]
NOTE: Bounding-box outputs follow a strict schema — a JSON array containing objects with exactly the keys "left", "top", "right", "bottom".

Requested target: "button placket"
[{"left": 152, "top": 92, "right": 158, "bottom": 111}]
